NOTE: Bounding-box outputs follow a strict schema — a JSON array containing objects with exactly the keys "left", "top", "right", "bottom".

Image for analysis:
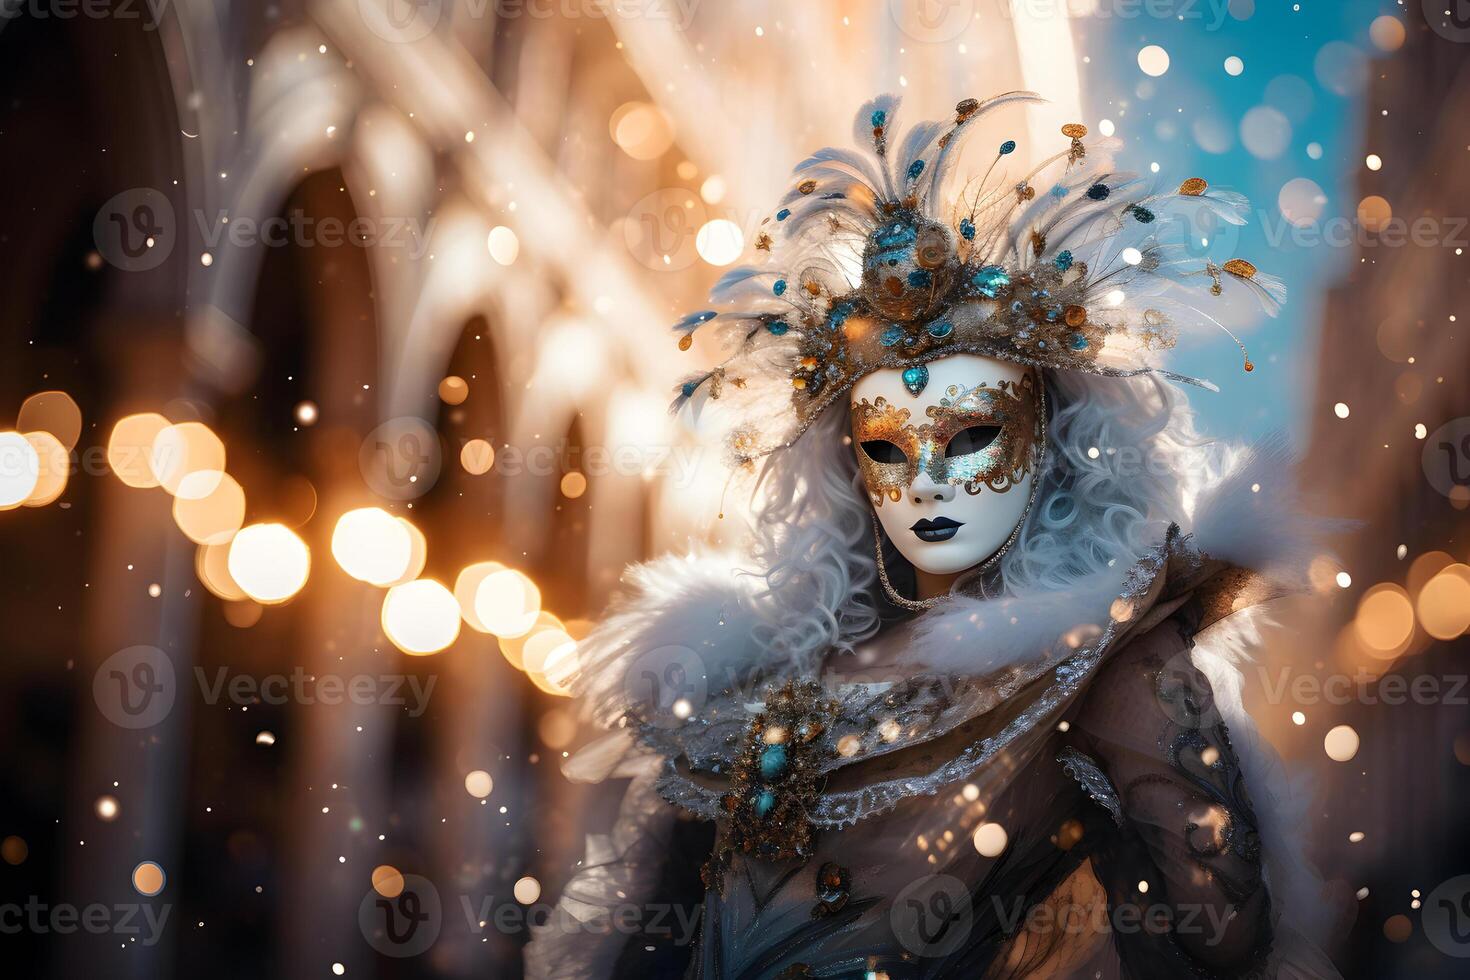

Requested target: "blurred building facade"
[{"left": 1282, "top": 9, "right": 1470, "bottom": 977}]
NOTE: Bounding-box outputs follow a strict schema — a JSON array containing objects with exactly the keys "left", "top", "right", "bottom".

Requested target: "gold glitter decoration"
[
  {"left": 1222, "top": 258, "right": 1257, "bottom": 279},
  {"left": 669, "top": 95, "right": 1285, "bottom": 465},
  {"left": 850, "top": 373, "right": 1043, "bottom": 503},
  {"left": 704, "top": 680, "right": 836, "bottom": 891}
]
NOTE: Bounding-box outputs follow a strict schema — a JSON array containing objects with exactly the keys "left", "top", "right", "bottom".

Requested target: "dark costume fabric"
[{"left": 527, "top": 529, "right": 1343, "bottom": 979}]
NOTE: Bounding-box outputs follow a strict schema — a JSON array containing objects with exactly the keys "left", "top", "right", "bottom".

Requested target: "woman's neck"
[{"left": 914, "top": 567, "right": 963, "bottom": 600}]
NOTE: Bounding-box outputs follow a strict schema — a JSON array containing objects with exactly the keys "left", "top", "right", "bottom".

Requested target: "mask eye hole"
[
  {"left": 859, "top": 440, "right": 907, "bottom": 465},
  {"left": 944, "top": 425, "right": 1001, "bottom": 458}
]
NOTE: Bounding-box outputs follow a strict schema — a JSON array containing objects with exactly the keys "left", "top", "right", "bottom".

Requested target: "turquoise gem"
[
  {"left": 971, "top": 265, "right": 1010, "bottom": 298},
  {"left": 1070, "top": 334, "right": 1089, "bottom": 350},
  {"left": 766, "top": 319, "right": 790, "bottom": 336},
  {"left": 773, "top": 279, "right": 787, "bottom": 296},
  {"left": 879, "top": 324, "right": 903, "bottom": 347},
  {"left": 754, "top": 789, "right": 776, "bottom": 816},
  {"left": 999, "top": 140, "right": 1016, "bottom": 155},
  {"left": 759, "top": 744, "right": 788, "bottom": 780},
  {"left": 927, "top": 320, "right": 953, "bottom": 339},
  {"left": 902, "top": 365, "right": 930, "bottom": 396},
  {"left": 1054, "top": 250, "right": 1074, "bottom": 272}
]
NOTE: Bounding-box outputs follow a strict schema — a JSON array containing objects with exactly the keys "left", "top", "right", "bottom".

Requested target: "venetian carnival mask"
[{"left": 850, "top": 354, "right": 1044, "bottom": 575}]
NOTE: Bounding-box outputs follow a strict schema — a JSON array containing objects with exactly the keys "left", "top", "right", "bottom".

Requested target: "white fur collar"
[{"left": 560, "top": 437, "right": 1316, "bottom": 721}]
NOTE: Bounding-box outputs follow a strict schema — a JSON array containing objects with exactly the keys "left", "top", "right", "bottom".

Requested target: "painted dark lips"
[{"left": 910, "top": 516, "right": 964, "bottom": 543}]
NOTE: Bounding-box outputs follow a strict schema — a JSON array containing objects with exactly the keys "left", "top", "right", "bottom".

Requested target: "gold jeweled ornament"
[
  {"left": 851, "top": 373, "right": 1044, "bottom": 505},
  {"left": 667, "top": 93, "right": 1285, "bottom": 470},
  {"left": 703, "top": 680, "right": 837, "bottom": 891}
]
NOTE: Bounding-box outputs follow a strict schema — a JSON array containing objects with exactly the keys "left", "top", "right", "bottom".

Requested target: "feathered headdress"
[{"left": 670, "top": 92, "right": 1284, "bottom": 466}]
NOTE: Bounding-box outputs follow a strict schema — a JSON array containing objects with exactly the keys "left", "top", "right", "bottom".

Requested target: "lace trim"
[{"left": 1057, "top": 746, "right": 1124, "bottom": 828}]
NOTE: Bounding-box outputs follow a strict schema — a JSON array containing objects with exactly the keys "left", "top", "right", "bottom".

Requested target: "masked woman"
[{"left": 528, "top": 93, "right": 1343, "bottom": 979}]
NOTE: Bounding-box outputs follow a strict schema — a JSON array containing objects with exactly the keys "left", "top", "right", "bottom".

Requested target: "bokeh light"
[
  {"left": 1137, "top": 45, "right": 1170, "bottom": 77},
  {"left": 381, "top": 578, "right": 461, "bottom": 655},
  {"left": 461, "top": 439, "right": 495, "bottom": 475},
  {"left": 474, "top": 568, "right": 542, "bottom": 637},
  {"left": 173, "top": 472, "right": 246, "bottom": 544},
  {"left": 1324, "top": 725, "right": 1360, "bottom": 763},
  {"left": 0, "top": 431, "right": 40, "bottom": 509},
  {"left": 1353, "top": 584, "right": 1414, "bottom": 655},
  {"left": 228, "top": 523, "right": 310, "bottom": 604},
  {"left": 332, "top": 508, "right": 413, "bottom": 586},
  {"left": 1417, "top": 565, "right": 1470, "bottom": 640},
  {"left": 695, "top": 219, "right": 744, "bottom": 266},
  {"left": 610, "top": 101, "right": 673, "bottom": 160},
  {"left": 17, "top": 391, "right": 82, "bottom": 450},
  {"left": 151, "top": 422, "right": 226, "bottom": 498},
  {"left": 464, "top": 770, "right": 494, "bottom": 799},
  {"left": 132, "top": 860, "right": 166, "bottom": 897},
  {"left": 487, "top": 225, "right": 519, "bottom": 265},
  {"left": 21, "top": 431, "right": 68, "bottom": 507},
  {"left": 973, "top": 822, "right": 1009, "bottom": 857}
]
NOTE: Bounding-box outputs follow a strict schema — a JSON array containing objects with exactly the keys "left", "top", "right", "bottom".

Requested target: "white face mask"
[{"left": 849, "top": 354, "right": 1044, "bottom": 576}]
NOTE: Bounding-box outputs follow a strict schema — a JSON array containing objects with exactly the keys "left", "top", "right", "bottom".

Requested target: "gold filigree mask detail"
[{"left": 850, "top": 372, "right": 1043, "bottom": 505}]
